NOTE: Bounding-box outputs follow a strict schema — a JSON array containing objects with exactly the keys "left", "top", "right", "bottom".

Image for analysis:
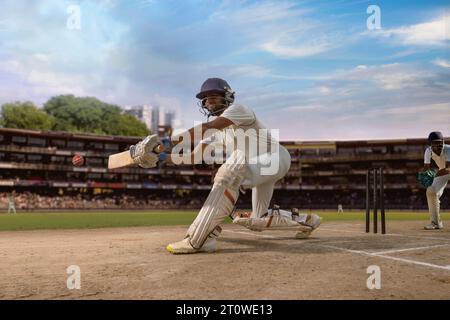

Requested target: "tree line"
[{"left": 0, "top": 95, "right": 150, "bottom": 137}]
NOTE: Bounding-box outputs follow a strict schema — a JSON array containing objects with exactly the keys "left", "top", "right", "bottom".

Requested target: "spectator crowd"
[
  {"left": 1, "top": 188, "right": 447, "bottom": 212},
  {"left": 0, "top": 192, "right": 204, "bottom": 210}
]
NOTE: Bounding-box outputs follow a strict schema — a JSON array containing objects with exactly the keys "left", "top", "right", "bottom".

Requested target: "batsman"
[
  {"left": 419, "top": 131, "right": 450, "bottom": 230},
  {"left": 129, "top": 78, "right": 321, "bottom": 254}
]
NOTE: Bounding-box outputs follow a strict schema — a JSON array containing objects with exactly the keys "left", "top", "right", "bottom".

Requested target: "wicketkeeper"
[
  {"left": 418, "top": 131, "right": 450, "bottom": 230},
  {"left": 129, "top": 78, "right": 321, "bottom": 253}
]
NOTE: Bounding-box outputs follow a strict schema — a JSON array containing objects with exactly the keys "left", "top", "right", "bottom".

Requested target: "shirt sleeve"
[
  {"left": 424, "top": 147, "right": 431, "bottom": 164},
  {"left": 220, "top": 104, "right": 256, "bottom": 126},
  {"left": 445, "top": 144, "right": 450, "bottom": 163}
]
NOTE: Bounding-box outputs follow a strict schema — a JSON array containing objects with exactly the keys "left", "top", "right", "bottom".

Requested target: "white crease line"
[
  {"left": 224, "top": 229, "right": 450, "bottom": 272},
  {"left": 318, "top": 227, "right": 450, "bottom": 242},
  {"left": 379, "top": 233, "right": 450, "bottom": 242},
  {"left": 320, "top": 244, "right": 450, "bottom": 272},
  {"left": 373, "top": 244, "right": 450, "bottom": 255}
]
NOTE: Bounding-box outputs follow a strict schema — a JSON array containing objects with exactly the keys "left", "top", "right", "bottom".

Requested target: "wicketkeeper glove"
[{"left": 417, "top": 169, "right": 437, "bottom": 188}]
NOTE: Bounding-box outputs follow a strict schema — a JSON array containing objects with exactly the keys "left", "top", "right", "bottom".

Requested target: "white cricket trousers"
[
  {"left": 241, "top": 145, "right": 292, "bottom": 218},
  {"left": 426, "top": 173, "right": 450, "bottom": 225}
]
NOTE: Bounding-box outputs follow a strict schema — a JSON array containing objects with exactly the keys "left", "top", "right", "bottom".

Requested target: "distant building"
[
  {"left": 164, "top": 110, "right": 176, "bottom": 128},
  {"left": 124, "top": 105, "right": 152, "bottom": 130},
  {"left": 151, "top": 107, "right": 160, "bottom": 133},
  {"left": 124, "top": 105, "right": 167, "bottom": 134}
]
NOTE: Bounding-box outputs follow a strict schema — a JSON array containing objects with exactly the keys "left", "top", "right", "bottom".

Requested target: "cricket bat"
[{"left": 108, "top": 144, "right": 165, "bottom": 169}]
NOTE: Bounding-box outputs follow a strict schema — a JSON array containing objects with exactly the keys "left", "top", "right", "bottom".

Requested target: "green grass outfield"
[{"left": 0, "top": 210, "right": 449, "bottom": 231}]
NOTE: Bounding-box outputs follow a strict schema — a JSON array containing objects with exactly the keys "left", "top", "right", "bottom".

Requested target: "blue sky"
[{"left": 0, "top": 0, "right": 449, "bottom": 140}]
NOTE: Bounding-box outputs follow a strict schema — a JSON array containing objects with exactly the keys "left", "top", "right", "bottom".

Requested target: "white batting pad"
[{"left": 188, "top": 150, "right": 247, "bottom": 249}]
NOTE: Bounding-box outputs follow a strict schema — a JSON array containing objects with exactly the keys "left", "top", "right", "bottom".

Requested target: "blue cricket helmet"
[
  {"left": 428, "top": 131, "right": 444, "bottom": 144},
  {"left": 196, "top": 78, "right": 235, "bottom": 104}
]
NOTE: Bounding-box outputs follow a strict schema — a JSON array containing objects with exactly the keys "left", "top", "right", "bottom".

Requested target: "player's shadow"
[{"left": 216, "top": 236, "right": 332, "bottom": 254}]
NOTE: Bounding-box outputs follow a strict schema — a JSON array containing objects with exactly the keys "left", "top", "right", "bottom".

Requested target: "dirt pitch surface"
[{"left": 0, "top": 221, "right": 449, "bottom": 300}]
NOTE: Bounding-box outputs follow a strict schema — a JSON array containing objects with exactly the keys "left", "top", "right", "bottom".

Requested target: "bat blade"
[
  {"left": 108, "top": 150, "right": 134, "bottom": 169},
  {"left": 108, "top": 144, "right": 165, "bottom": 169}
]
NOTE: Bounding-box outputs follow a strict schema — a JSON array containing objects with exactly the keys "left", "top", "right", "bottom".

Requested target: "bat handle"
[{"left": 153, "top": 144, "right": 165, "bottom": 154}]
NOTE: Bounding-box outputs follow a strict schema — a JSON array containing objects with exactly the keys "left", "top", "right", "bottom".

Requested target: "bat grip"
[{"left": 153, "top": 144, "right": 165, "bottom": 154}]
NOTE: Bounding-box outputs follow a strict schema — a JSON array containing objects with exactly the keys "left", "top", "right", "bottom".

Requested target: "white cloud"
[
  {"left": 433, "top": 58, "right": 450, "bottom": 68},
  {"left": 284, "top": 104, "right": 325, "bottom": 111},
  {"left": 381, "top": 102, "right": 450, "bottom": 116},
  {"left": 261, "top": 39, "right": 332, "bottom": 59},
  {"left": 389, "top": 49, "right": 420, "bottom": 58},
  {"left": 371, "top": 69, "right": 423, "bottom": 90},
  {"left": 313, "top": 63, "right": 432, "bottom": 91},
  {"left": 2, "top": 1, "right": 449, "bottom": 141},
  {"left": 371, "top": 13, "right": 450, "bottom": 46},
  {"left": 0, "top": 57, "right": 87, "bottom": 100},
  {"left": 137, "top": 0, "right": 154, "bottom": 8},
  {"left": 204, "top": 64, "right": 272, "bottom": 78},
  {"left": 209, "top": 1, "right": 306, "bottom": 25},
  {"left": 209, "top": 0, "right": 342, "bottom": 59},
  {"left": 98, "top": 0, "right": 119, "bottom": 9},
  {"left": 318, "top": 86, "right": 332, "bottom": 95},
  {"left": 246, "top": 62, "right": 450, "bottom": 140}
]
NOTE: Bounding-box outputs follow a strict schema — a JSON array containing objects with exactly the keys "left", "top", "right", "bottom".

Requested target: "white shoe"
[
  {"left": 166, "top": 237, "right": 217, "bottom": 254},
  {"left": 424, "top": 222, "right": 444, "bottom": 230},
  {"left": 296, "top": 214, "right": 321, "bottom": 239},
  {"left": 304, "top": 214, "right": 322, "bottom": 229}
]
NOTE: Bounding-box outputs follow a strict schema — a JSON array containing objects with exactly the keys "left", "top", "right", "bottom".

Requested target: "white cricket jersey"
[
  {"left": 202, "top": 104, "right": 283, "bottom": 159},
  {"left": 424, "top": 144, "right": 450, "bottom": 170}
]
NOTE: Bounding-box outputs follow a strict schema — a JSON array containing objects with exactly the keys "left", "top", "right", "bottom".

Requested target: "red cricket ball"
[{"left": 72, "top": 154, "right": 85, "bottom": 167}]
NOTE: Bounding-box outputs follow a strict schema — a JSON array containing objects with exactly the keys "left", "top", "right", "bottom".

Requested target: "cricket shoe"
[
  {"left": 296, "top": 214, "right": 322, "bottom": 239},
  {"left": 424, "top": 222, "right": 444, "bottom": 230},
  {"left": 166, "top": 237, "right": 217, "bottom": 254}
]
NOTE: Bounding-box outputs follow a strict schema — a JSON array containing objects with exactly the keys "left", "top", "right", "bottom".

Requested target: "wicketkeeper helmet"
[{"left": 428, "top": 131, "right": 444, "bottom": 144}]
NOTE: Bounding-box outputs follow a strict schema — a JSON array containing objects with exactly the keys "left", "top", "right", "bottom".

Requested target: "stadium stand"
[{"left": 0, "top": 128, "right": 448, "bottom": 211}]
